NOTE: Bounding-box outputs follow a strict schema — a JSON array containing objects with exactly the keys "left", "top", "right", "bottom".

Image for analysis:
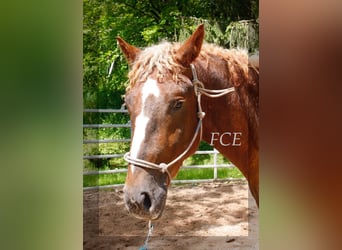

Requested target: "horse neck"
[{"left": 192, "top": 58, "right": 259, "bottom": 172}]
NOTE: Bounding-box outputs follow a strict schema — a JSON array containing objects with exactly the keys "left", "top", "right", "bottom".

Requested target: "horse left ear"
[
  {"left": 116, "top": 37, "right": 141, "bottom": 65},
  {"left": 175, "top": 24, "right": 205, "bottom": 67}
]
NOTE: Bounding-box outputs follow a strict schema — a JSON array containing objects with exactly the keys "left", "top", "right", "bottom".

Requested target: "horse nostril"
[{"left": 141, "top": 192, "right": 152, "bottom": 211}]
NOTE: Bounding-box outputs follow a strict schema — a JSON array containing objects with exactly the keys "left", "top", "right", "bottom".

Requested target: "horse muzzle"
[{"left": 123, "top": 184, "right": 167, "bottom": 220}]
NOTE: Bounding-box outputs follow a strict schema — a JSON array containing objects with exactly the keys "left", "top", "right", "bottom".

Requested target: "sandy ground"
[{"left": 83, "top": 180, "right": 258, "bottom": 249}]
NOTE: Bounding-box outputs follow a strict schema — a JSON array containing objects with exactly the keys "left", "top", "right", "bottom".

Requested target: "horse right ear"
[
  {"left": 175, "top": 24, "right": 205, "bottom": 67},
  {"left": 116, "top": 37, "right": 141, "bottom": 65}
]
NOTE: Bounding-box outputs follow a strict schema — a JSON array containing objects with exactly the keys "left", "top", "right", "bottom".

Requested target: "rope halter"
[{"left": 124, "top": 63, "right": 235, "bottom": 184}]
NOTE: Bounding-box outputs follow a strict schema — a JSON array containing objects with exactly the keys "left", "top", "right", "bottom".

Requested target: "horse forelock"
[{"left": 127, "top": 42, "right": 187, "bottom": 91}]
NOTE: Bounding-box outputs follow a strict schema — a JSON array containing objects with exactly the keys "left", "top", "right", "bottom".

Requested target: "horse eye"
[{"left": 173, "top": 100, "right": 184, "bottom": 110}]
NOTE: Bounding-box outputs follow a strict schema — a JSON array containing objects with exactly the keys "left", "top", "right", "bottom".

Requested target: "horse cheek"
[{"left": 167, "top": 128, "right": 182, "bottom": 147}]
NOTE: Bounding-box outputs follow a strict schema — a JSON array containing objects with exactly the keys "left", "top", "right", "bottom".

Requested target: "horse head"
[{"left": 117, "top": 25, "right": 205, "bottom": 220}]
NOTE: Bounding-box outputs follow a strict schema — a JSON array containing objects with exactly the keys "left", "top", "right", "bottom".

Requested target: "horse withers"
[{"left": 117, "top": 24, "right": 259, "bottom": 220}]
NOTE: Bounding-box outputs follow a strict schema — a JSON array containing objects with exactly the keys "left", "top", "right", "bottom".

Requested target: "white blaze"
[{"left": 130, "top": 78, "right": 160, "bottom": 173}]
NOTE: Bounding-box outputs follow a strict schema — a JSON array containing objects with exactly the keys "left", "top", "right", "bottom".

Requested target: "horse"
[{"left": 117, "top": 24, "right": 259, "bottom": 220}]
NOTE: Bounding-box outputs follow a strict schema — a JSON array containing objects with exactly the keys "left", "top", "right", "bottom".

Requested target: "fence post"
[{"left": 213, "top": 149, "right": 218, "bottom": 179}]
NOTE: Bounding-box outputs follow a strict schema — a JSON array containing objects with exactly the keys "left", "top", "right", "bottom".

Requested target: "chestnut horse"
[{"left": 117, "top": 24, "right": 259, "bottom": 220}]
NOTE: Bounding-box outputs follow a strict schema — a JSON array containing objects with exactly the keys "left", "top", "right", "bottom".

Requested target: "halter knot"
[
  {"left": 159, "top": 163, "right": 168, "bottom": 173},
  {"left": 197, "top": 111, "right": 206, "bottom": 119},
  {"left": 193, "top": 80, "right": 204, "bottom": 96}
]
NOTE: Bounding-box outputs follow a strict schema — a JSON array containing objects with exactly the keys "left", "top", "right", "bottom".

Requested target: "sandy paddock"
[{"left": 83, "top": 180, "right": 258, "bottom": 249}]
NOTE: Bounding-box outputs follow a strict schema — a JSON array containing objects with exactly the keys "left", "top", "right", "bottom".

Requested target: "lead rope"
[{"left": 139, "top": 220, "right": 154, "bottom": 250}]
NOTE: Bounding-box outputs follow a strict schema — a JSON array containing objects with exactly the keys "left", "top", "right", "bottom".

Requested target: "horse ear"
[
  {"left": 175, "top": 24, "right": 205, "bottom": 67},
  {"left": 116, "top": 37, "right": 141, "bottom": 64}
]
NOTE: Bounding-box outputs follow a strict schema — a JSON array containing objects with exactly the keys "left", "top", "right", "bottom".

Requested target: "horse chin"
[{"left": 129, "top": 207, "right": 165, "bottom": 221}]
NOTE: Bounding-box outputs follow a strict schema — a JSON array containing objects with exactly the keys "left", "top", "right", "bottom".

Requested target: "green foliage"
[
  {"left": 225, "top": 19, "right": 259, "bottom": 52},
  {"left": 83, "top": 0, "right": 259, "bottom": 171}
]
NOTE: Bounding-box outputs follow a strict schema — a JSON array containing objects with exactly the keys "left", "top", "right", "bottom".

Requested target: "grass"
[
  {"left": 175, "top": 167, "right": 243, "bottom": 180},
  {"left": 83, "top": 166, "right": 243, "bottom": 187},
  {"left": 83, "top": 172, "right": 127, "bottom": 187}
]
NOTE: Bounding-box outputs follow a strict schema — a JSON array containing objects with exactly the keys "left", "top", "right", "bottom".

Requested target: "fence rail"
[
  {"left": 83, "top": 109, "right": 242, "bottom": 190},
  {"left": 83, "top": 109, "right": 128, "bottom": 113}
]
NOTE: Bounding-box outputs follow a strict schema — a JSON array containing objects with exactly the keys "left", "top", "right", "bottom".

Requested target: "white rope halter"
[{"left": 124, "top": 64, "right": 235, "bottom": 184}]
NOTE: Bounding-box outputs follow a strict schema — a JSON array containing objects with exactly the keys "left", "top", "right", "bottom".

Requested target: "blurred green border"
[{"left": 0, "top": 1, "right": 82, "bottom": 249}]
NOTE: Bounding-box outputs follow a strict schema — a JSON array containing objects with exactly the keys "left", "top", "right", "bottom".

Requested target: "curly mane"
[{"left": 127, "top": 41, "right": 256, "bottom": 91}]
